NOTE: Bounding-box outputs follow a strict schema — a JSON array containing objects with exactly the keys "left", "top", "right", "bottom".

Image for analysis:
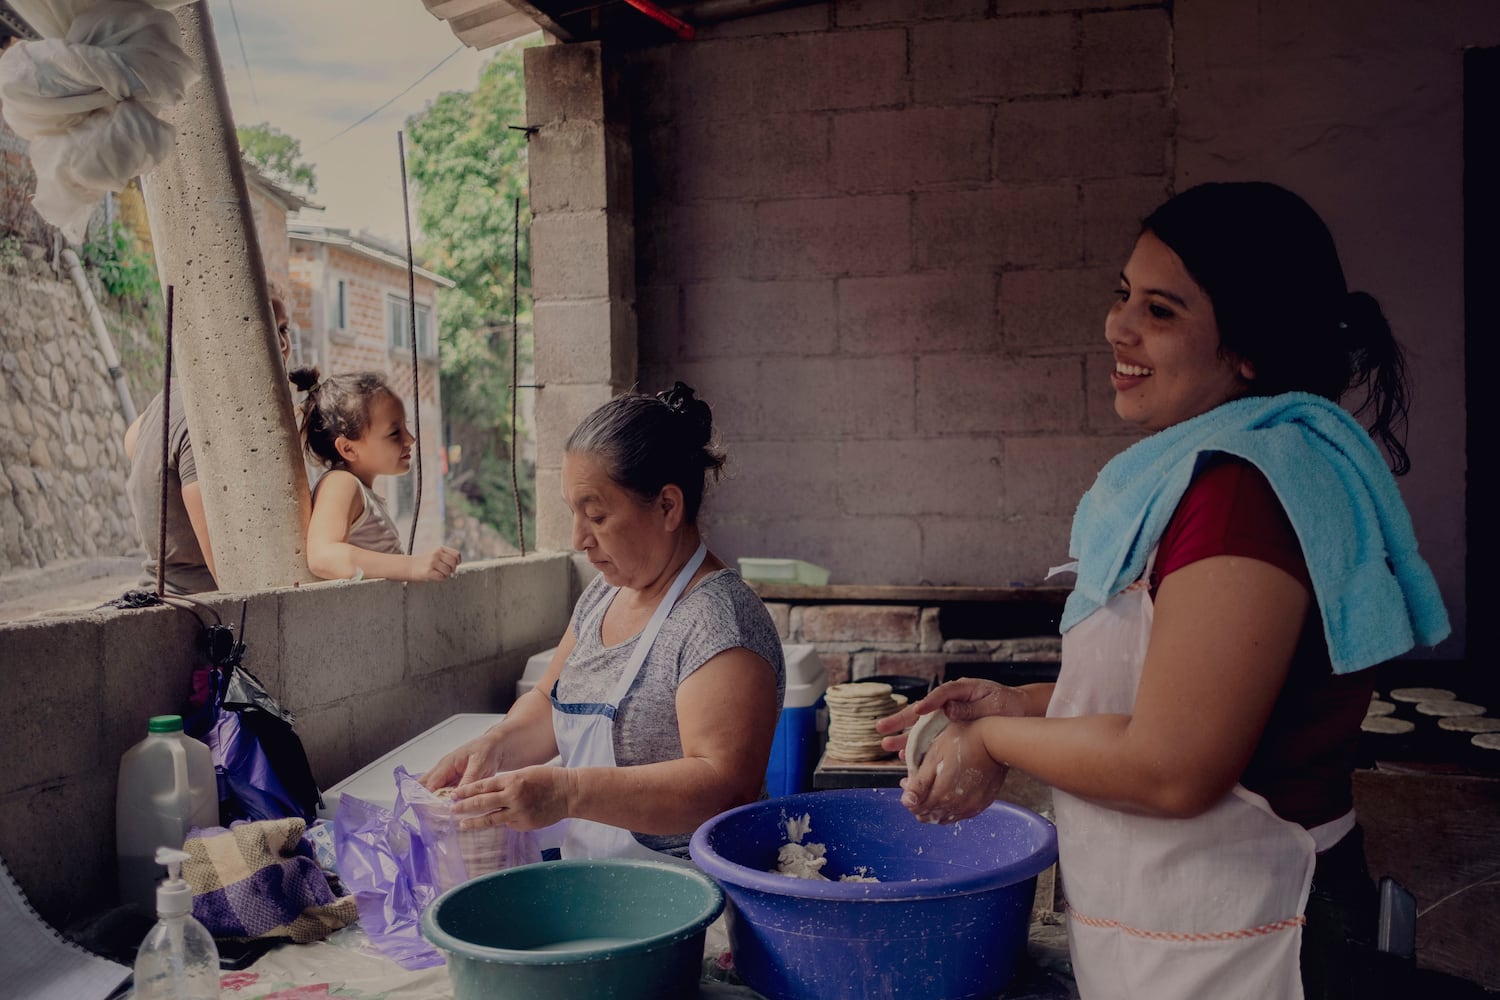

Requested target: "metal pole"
[{"left": 139, "top": 2, "right": 315, "bottom": 591}]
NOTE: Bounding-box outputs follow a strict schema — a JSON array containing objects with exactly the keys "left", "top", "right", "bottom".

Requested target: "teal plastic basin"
[{"left": 420, "top": 858, "right": 724, "bottom": 1000}]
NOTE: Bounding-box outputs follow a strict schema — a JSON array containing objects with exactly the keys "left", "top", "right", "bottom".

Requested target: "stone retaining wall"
[{"left": 0, "top": 257, "right": 141, "bottom": 573}]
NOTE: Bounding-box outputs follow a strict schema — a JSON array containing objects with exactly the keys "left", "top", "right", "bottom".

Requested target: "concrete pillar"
[
  {"left": 524, "top": 41, "right": 638, "bottom": 552},
  {"left": 140, "top": 4, "right": 315, "bottom": 591}
]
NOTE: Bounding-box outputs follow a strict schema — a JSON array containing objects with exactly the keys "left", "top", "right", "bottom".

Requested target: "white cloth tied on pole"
[{"left": 0, "top": 0, "right": 199, "bottom": 242}]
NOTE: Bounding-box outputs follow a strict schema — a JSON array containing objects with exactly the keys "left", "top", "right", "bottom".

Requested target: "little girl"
[{"left": 290, "top": 367, "right": 461, "bottom": 582}]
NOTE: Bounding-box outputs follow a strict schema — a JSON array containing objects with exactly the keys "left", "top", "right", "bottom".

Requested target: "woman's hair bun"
[
  {"left": 656, "top": 380, "right": 713, "bottom": 449},
  {"left": 289, "top": 366, "right": 321, "bottom": 393}
]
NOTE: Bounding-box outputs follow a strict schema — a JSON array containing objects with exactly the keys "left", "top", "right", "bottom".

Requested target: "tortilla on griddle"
[{"left": 1361, "top": 716, "right": 1415, "bottom": 735}]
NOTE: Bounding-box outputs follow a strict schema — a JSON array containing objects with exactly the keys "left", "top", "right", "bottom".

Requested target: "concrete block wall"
[
  {"left": 618, "top": 1, "right": 1163, "bottom": 587},
  {"left": 526, "top": 42, "right": 640, "bottom": 553},
  {"left": 0, "top": 552, "right": 573, "bottom": 929},
  {"left": 765, "top": 600, "right": 1061, "bottom": 688}
]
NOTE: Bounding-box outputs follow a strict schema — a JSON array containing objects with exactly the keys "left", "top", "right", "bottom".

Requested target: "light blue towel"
[{"left": 1061, "top": 392, "right": 1449, "bottom": 673}]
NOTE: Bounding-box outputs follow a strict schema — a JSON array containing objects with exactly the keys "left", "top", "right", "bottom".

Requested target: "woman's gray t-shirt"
[{"left": 556, "top": 567, "right": 786, "bottom": 856}]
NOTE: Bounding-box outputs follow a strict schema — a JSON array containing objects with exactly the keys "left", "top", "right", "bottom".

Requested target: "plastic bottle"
[
  {"left": 132, "top": 846, "right": 220, "bottom": 1000},
  {"left": 117, "top": 715, "right": 219, "bottom": 914}
]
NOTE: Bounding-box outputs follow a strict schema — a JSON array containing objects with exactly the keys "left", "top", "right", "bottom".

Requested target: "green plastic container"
[{"left": 420, "top": 858, "right": 724, "bottom": 1000}]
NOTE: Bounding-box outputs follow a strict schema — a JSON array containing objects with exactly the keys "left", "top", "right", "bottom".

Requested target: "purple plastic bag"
[
  {"left": 330, "top": 766, "right": 544, "bottom": 969},
  {"left": 331, "top": 789, "right": 444, "bottom": 970},
  {"left": 394, "top": 766, "right": 543, "bottom": 894}
]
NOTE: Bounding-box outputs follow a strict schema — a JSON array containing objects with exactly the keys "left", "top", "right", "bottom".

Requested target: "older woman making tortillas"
[
  {"left": 422, "top": 383, "right": 785, "bottom": 863},
  {"left": 878, "top": 183, "right": 1449, "bottom": 1000}
]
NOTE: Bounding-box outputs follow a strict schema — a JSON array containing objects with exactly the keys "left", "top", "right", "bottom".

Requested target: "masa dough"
[{"left": 769, "top": 813, "right": 879, "bottom": 883}]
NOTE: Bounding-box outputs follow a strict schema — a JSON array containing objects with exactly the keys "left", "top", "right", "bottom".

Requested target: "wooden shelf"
[{"left": 744, "top": 582, "right": 1071, "bottom": 603}]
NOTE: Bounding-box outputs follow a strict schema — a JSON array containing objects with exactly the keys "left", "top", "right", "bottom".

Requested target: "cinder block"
[
  {"left": 534, "top": 383, "right": 620, "bottom": 466},
  {"left": 914, "top": 184, "right": 1081, "bottom": 271},
  {"left": 837, "top": 437, "right": 1003, "bottom": 516},
  {"left": 525, "top": 41, "right": 605, "bottom": 124},
  {"left": 0, "top": 616, "right": 104, "bottom": 788},
  {"left": 530, "top": 211, "right": 612, "bottom": 301},
  {"left": 913, "top": 17, "right": 1076, "bottom": 104},
  {"left": 837, "top": 0, "right": 985, "bottom": 30},
  {"left": 682, "top": 279, "right": 837, "bottom": 359},
  {"left": 677, "top": 116, "right": 832, "bottom": 201},
  {"left": 292, "top": 700, "right": 354, "bottom": 795},
  {"left": 919, "top": 514, "right": 1074, "bottom": 585},
  {"left": 838, "top": 273, "right": 998, "bottom": 356},
  {"left": 666, "top": 201, "right": 758, "bottom": 282},
  {"left": 993, "top": 94, "right": 1169, "bottom": 182},
  {"left": 647, "top": 357, "right": 766, "bottom": 440},
  {"left": 832, "top": 106, "right": 992, "bottom": 193},
  {"left": 752, "top": 195, "right": 912, "bottom": 279},
  {"left": 713, "top": 439, "right": 840, "bottom": 520},
  {"left": 1082, "top": 9, "right": 1170, "bottom": 93},
  {"left": 917, "top": 354, "right": 1085, "bottom": 434},
  {"left": 534, "top": 466, "right": 569, "bottom": 553},
  {"left": 759, "top": 515, "right": 922, "bottom": 585},
  {"left": 633, "top": 122, "right": 681, "bottom": 220},
  {"left": 534, "top": 298, "right": 637, "bottom": 385},
  {"left": 494, "top": 554, "right": 575, "bottom": 654},
  {"left": 1001, "top": 266, "right": 1120, "bottom": 352},
  {"left": 803, "top": 605, "right": 921, "bottom": 644},
  {"left": 757, "top": 356, "right": 916, "bottom": 440},
  {"left": 637, "top": 283, "right": 683, "bottom": 366},
  {"left": 676, "top": 28, "right": 923, "bottom": 122},
  {"left": 0, "top": 771, "right": 116, "bottom": 928},
  {"left": 405, "top": 565, "right": 506, "bottom": 678},
  {"left": 696, "top": 2, "right": 830, "bottom": 38},
  {"left": 1002, "top": 435, "right": 1131, "bottom": 517},
  {"left": 1080, "top": 177, "right": 1171, "bottom": 266},
  {"left": 528, "top": 121, "right": 623, "bottom": 214},
  {"left": 96, "top": 601, "right": 235, "bottom": 764},
  {"left": 277, "top": 578, "right": 406, "bottom": 709}
]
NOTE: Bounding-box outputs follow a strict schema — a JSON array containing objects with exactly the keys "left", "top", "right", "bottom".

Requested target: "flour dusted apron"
[
  {"left": 548, "top": 542, "right": 707, "bottom": 863},
  {"left": 1047, "top": 552, "right": 1345, "bottom": 1000}
]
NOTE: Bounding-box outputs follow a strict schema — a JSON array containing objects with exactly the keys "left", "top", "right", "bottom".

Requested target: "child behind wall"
[{"left": 290, "top": 367, "right": 461, "bottom": 583}]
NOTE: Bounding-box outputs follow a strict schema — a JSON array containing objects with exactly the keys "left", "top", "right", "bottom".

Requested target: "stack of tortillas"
[{"left": 824, "top": 682, "right": 906, "bottom": 762}]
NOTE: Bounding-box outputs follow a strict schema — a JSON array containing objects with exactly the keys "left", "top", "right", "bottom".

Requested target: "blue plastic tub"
[
  {"left": 690, "top": 788, "right": 1058, "bottom": 1000},
  {"left": 420, "top": 858, "right": 724, "bottom": 1000}
]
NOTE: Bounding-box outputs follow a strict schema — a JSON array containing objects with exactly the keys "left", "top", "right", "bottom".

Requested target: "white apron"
[
  {"left": 548, "top": 542, "right": 707, "bottom": 863},
  {"left": 1047, "top": 553, "right": 1346, "bottom": 1000}
]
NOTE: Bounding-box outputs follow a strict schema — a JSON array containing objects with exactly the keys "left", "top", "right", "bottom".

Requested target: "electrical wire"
[
  {"left": 315, "top": 46, "right": 464, "bottom": 150},
  {"left": 224, "top": 0, "right": 260, "bottom": 115}
]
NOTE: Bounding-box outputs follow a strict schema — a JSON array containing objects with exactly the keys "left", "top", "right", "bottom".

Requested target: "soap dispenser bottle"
[{"left": 132, "top": 847, "right": 220, "bottom": 1000}]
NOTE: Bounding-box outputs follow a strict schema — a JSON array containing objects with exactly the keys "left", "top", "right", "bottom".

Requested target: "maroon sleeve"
[{"left": 1153, "top": 454, "right": 1312, "bottom": 591}]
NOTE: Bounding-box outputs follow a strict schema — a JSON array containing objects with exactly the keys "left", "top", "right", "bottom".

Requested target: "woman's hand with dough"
[
  {"left": 877, "top": 678, "right": 1042, "bottom": 756},
  {"left": 901, "top": 720, "right": 1011, "bottom": 825},
  {"left": 449, "top": 764, "right": 572, "bottom": 832}
]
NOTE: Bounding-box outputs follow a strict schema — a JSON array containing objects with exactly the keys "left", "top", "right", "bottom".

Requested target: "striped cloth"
[{"left": 182, "top": 818, "right": 357, "bottom": 943}]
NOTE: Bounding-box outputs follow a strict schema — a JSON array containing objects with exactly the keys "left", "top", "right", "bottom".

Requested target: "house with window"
[{"left": 287, "top": 221, "right": 453, "bottom": 553}]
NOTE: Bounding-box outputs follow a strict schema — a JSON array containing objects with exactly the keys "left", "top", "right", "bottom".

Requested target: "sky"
[{"left": 204, "top": 0, "right": 526, "bottom": 244}]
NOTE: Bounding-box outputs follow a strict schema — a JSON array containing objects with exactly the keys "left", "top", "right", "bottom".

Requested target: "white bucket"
[{"left": 116, "top": 715, "right": 218, "bottom": 914}]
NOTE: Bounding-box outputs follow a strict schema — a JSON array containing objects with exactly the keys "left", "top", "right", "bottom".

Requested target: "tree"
[
  {"left": 236, "top": 122, "right": 317, "bottom": 194},
  {"left": 404, "top": 43, "right": 538, "bottom": 547}
]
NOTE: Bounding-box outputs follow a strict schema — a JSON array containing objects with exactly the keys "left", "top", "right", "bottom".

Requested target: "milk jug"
[{"left": 116, "top": 715, "right": 218, "bottom": 914}]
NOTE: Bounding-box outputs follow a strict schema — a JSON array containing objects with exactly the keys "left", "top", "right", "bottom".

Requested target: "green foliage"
[
  {"left": 81, "top": 220, "right": 160, "bottom": 310},
  {"left": 406, "top": 42, "right": 539, "bottom": 548},
  {"left": 236, "top": 122, "right": 317, "bottom": 194}
]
